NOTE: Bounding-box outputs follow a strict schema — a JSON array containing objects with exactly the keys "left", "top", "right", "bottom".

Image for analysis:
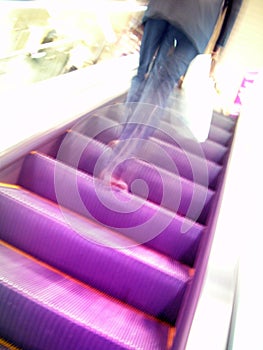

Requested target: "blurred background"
[
  {"left": 0, "top": 0, "right": 146, "bottom": 92},
  {"left": 0, "top": 0, "right": 262, "bottom": 113}
]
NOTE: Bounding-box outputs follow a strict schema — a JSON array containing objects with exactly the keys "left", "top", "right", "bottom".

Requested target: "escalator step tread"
[
  {"left": 55, "top": 131, "right": 215, "bottom": 224},
  {"left": 111, "top": 157, "right": 214, "bottom": 224},
  {"left": 91, "top": 105, "right": 235, "bottom": 145},
  {"left": 0, "top": 243, "right": 170, "bottom": 350},
  {"left": 141, "top": 137, "right": 222, "bottom": 188},
  {"left": 17, "top": 152, "right": 204, "bottom": 266},
  {"left": 73, "top": 113, "right": 229, "bottom": 163},
  {"left": 211, "top": 111, "right": 236, "bottom": 131},
  {"left": 59, "top": 130, "right": 222, "bottom": 189},
  {"left": 0, "top": 184, "right": 191, "bottom": 324},
  {"left": 151, "top": 131, "right": 228, "bottom": 164},
  {"left": 208, "top": 124, "right": 233, "bottom": 146}
]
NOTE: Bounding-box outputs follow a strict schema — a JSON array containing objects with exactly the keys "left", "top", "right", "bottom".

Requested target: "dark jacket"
[{"left": 143, "top": 0, "right": 243, "bottom": 53}]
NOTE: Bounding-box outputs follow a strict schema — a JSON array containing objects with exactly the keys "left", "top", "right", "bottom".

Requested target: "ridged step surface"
[
  {"left": 17, "top": 153, "right": 204, "bottom": 266},
  {"left": 0, "top": 243, "right": 171, "bottom": 350},
  {"left": 207, "top": 124, "right": 232, "bottom": 146},
  {"left": 109, "top": 158, "right": 214, "bottom": 225},
  {"left": 58, "top": 130, "right": 221, "bottom": 189},
  {"left": 54, "top": 131, "right": 214, "bottom": 224},
  {"left": 0, "top": 185, "right": 192, "bottom": 323},
  {"left": 73, "top": 114, "right": 229, "bottom": 164},
  {"left": 88, "top": 106, "right": 234, "bottom": 146}
]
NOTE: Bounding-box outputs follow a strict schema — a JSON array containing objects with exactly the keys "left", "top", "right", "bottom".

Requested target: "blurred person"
[
  {"left": 126, "top": 0, "right": 243, "bottom": 107},
  {"left": 98, "top": 0, "right": 243, "bottom": 188}
]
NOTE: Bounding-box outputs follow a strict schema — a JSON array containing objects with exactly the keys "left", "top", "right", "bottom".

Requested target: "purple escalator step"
[
  {"left": 159, "top": 114, "right": 233, "bottom": 146},
  {"left": 55, "top": 132, "right": 214, "bottom": 224},
  {"left": 208, "top": 124, "right": 233, "bottom": 146},
  {"left": 90, "top": 105, "right": 234, "bottom": 146},
  {"left": 0, "top": 185, "right": 192, "bottom": 323},
  {"left": 159, "top": 108, "right": 236, "bottom": 133},
  {"left": 0, "top": 243, "right": 171, "bottom": 350},
  {"left": 56, "top": 131, "right": 107, "bottom": 175},
  {"left": 112, "top": 158, "right": 214, "bottom": 225},
  {"left": 73, "top": 114, "right": 122, "bottom": 145},
  {"left": 211, "top": 111, "right": 236, "bottom": 132},
  {"left": 151, "top": 129, "right": 228, "bottom": 164},
  {"left": 57, "top": 130, "right": 221, "bottom": 189},
  {"left": 136, "top": 138, "right": 222, "bottom": 189},
  {"left": 75, "top": 114, "right": 228, "bottom": 164},
  {"left": 77, "top": 115, "right": 230, "bottom": 163},
  {"left": 196, "top": 139, "right": 228, "bottom": 164},
  {"left": 151, "top": 106, "right": 235, "bottom": 132},
  {"left": 17, "top": 152, "right": 204, "bottom": 266}
]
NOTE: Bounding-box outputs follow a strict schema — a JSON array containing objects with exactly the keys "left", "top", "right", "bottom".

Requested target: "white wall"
[
  {"left": 226, "top": 68, "right": 263, "bottom": 350},
  {"left": 214, "top": 0, "right": 263, "bottom": 112}
]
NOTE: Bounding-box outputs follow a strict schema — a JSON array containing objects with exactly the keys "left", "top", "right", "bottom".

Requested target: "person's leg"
[
  {"left": 143, "top": 26, "right": 198, "bottom": 108},
  {"left": 120, "top": 26, "right": 198, "bottom": 144},
  {"left": 126, "top": 18, "right": 169, "bottom": 103},
  {"left": 99, "top": 27, "right": 197, "bottom": 187}
]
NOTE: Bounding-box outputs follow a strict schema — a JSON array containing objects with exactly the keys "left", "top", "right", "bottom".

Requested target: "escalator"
[{"left": 0, "top": 97, "right": 237, "bottom": 350}]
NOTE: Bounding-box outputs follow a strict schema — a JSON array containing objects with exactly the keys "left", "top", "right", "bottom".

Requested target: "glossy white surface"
[
  {"left": 186, "top": 70, "right": 263, "bottom": 350},
  {"left": 0, "top": 54, "right": 138, "bottom": 157},
  {"left": 227, "top": 69, "right": 263, "bottom": 350}
]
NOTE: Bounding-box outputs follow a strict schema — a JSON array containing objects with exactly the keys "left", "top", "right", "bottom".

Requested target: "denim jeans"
[
  {"left": 101, "top": 22, "right": 198, "bottom": 180},
  {"left": 126, "top": 18, "right": 169, "bottom": 104},
  {"left": 127, "top": 19, "right": 198, "bottom": 106},
  {"left": 141, "top": 27, "right": 198, "bottom": 108}
]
